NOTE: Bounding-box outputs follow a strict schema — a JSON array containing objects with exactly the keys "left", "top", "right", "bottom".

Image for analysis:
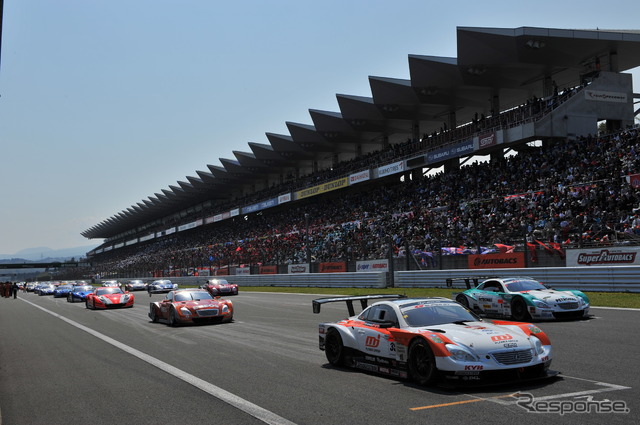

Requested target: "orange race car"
[
  {"left": 85, "top": 287, "right": 135, "bottom": 309},
  {"left": 149, "top": 288, "right": 233, "bottom": 326}
]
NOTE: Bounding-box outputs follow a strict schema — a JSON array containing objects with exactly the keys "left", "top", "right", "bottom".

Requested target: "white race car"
[
  {"left": 454, "top": 277, "right": 590, "bottom": 321},
  {"left": 314, "top": 295, "right": 556, "bottom": 387}
]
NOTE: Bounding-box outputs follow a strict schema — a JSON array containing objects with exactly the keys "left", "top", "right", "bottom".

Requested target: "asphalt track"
[{"left": 0, "top": 291, "right": 638, "bottom": 425}]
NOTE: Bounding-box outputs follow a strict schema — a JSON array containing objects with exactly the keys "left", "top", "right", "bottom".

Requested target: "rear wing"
[
  {"left": 446, "top": 277, "right": 481, "bottom": 289},
  {"left": 312, "top": 294, "right": 407, "bottom": 316},
  {"left": 445, "top": 276, "right": 536, "bottom": 289}
]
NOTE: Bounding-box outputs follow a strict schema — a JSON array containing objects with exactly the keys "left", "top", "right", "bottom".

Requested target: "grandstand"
[{"left": 82, "top": 26, "right": 640, "bottom": 278}]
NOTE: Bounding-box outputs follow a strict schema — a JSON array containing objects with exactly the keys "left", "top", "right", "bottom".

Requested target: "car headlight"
[
  {"left": 446, "top": 344, "right": 478, "bottom": 362},
  {"left": 530, "top": 336, "right": 544, "bottom": 354},
  {"left": 179, "top": 307, "right": 192, "bottom": 316},
  {"left": 533, "top": 299, "right": 550, "bottom": 309},
  {"left": 222, "top": 305, "right": 229, "bottom": 313},
  {"left": 99, "top": 296, "right": 109, "bottom": 303}
]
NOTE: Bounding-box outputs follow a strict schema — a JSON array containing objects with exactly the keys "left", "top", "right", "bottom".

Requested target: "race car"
[
  {"left": 53, "top": 284, "right": 75, "bottom": 298},
  {"left": 67, "top": 284, "right": 95, "bottom": 303},
  {"left": 125, "top": 279, "right": 147, "bottom": 291},
  {"left": 147, "top": 279, "right": 178, "bottom": 294},
  {"left": 200, "top": 278, "right": 238, "bottom": 296},
  {"left": 85, "top": 287, "right": 135, "bottom": 309},
  {"left": 149, "top": 288, "right": 233, "bottom": 326},
  {"left": 37, "top": 283, "right": 56, "bottom": 296},
  {"left": 314, "top": 295, "right": 555, "bottom": 387},
  {"left": 453, "top": 277, "right": 590, "bottom": 321}
]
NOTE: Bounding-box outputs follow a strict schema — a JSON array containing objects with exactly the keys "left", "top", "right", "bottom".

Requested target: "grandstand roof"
[{"left": 82, "top": 26, "right": 640, "bottom": 240}]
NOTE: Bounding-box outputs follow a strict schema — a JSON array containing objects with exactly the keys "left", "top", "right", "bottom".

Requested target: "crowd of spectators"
[{"left": 91, "top": 125, "right": 640, "bottom": 276}]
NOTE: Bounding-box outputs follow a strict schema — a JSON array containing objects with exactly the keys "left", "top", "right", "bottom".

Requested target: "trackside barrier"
[
  {"left": 129, "top": 272, "right": 387, "bottom": 289},
  {"left": 114, "top": 266, "right": 640, "bottom": 292},
  {"left": 394, "top": 266, "right": 640, "bottom": 292}
]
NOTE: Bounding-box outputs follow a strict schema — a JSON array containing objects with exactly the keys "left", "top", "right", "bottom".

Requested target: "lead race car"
[
  {"left": 314, "top": 295, "right": 555, "bottom": 387},
  {"left": 149, "top": 288, "right": 233, "bottom": 326},
  {"left": 453, "top": 277, "right": 590, "bottom": 321}
]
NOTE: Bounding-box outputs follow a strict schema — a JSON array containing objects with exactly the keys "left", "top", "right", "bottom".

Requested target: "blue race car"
[
  {"left": 53, "top": 284, "right": 75, "bottom": 298},
  {"left": 38, "top": 283, "right": 56, "bottom": 296},
  {"left": 67, "top": 284, "right": 95, "bottom": 303},
  {"left": 147, "top": 279, "right": 178, "bottom": 294}
]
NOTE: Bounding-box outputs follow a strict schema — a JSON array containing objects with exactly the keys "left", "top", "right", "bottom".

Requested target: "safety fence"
[{"left": 116, "top": 266, "right": 640, "bottom": 292}]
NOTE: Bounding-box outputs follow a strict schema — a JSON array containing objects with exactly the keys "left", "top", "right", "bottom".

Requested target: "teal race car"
[{"left": 453, "top": 277, "right": 590, "bottom": 321}]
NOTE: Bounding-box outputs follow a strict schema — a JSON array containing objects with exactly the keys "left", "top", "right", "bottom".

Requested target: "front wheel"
[
  {"left": 324, "top": 328, "right": 346, "bottom": 366},
  {"left": 408, "top": 338, "right": 438, "bottom": 386},
  {"left": 150, "top": 306, "right": 159, "bottom": 323},
  {"left": 455, "top": 294, "right": 470, "bottom": 309},
  {"left": 85, "top": 299, "right": 91, "bottom": 309},
  {"left": 168, "top": 307, "right": 179, "bottom": 327},
  {"left": 511, "top": 297, "right": 531, "bottom": 321}
]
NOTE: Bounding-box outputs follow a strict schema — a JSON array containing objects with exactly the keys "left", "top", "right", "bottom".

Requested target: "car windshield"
[
  {"left": 74, "top": 285, "right": 93, "bottom": 292},
  {"left": 505, "top": 279, "right": 547, "bottom": 292},
  {"left": 96, "top": 288, "right": 124, "bottom": 295},
  {"left": 401, "top": 301, "right": 478, "bottom": 327},
  {"left": 58, "top": 285, "right": 73, "bottom": 290},
  {"left": 174, "top": 291, "right": 213, "bottom": 302}
]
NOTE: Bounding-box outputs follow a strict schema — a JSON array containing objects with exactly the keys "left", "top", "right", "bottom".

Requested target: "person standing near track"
[{"left": 12, "top": 282, "right": 18, "bottom": 299}]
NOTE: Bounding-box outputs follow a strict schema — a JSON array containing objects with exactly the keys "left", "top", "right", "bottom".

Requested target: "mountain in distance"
[{"left": 0, "top": 244, "right": 98, "bottom": 262}]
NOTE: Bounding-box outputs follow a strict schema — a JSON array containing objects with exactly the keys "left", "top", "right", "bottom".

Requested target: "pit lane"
[{"left": 0, "top": 292, "right": 637, "bottom": 424}]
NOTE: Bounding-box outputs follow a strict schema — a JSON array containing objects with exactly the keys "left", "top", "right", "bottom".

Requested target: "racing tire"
[
  {"left": 149, "top": 306, "right": 159, "bottom": 323},
  {"left": 67, "top": 294, "right": 72, "bottom": 303},
  {"left": 511, "top": 297, "right": 531, "bottom": 322},
  {"left": 168, "top": 307, "right": 179, "bottom": 327},
  {"left": 324, "top": 328, "right": 346, "bottom": 367},
  {"left": 85, "top": 299, "right": 91, "bottom": 309},
  {"left": 408, "top": 338, "right": 438, "bottom": 386},
  {"left": 455, "top": 294, "right": 470, "bottom": 309}
]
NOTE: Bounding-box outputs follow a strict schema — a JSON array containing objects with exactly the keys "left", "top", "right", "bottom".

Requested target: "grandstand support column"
[
  {"left": 412, "top": 121, "right": 420, "bottom": 142},
  {"left": 491, "top": 94, "right": 500, "bottom": 117},
  {"left": 447, "top": 112, "right": 456, "bottom": 137}
]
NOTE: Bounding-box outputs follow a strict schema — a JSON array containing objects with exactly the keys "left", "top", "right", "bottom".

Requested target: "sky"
[{"left": 1, "top": 0, "right": 640, "bottom": 255}]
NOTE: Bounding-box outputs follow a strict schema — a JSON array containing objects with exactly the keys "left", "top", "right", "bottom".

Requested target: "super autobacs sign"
[{"left": 567, "top": 247, "right": 640, "bottom": 266}]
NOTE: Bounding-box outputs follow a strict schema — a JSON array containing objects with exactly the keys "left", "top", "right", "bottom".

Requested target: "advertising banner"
[
  {"left": 584, "top": 90, "right": 627, "bottom": 103},
  {"left": 355, "top": 259, "right": 389, "bottom": 272},
  {"left": 478, "top": 132, "right": 497, "bottom": 150},
  {"left": 426, "top": 140, "right": 474, "bottom": 164},
  {"left": 295, "top": 177, "right": 348, "bottom": 200},
  {"left": 566, "top": 247, "right": 640, "bottom": 266},
  {"left": 468, "top": 252, "right": 525, "bottom": 269},
  {"left": 319, "top": 262, "right": 347, "bottom": 273},
  {"left": 288, "top": 264, "right": 310, "bottom": 274},
  {"left": 349, "top": 170, "right": 370, "bottom": 185},
  {"left": 377, "top": 161, "right": 405, "bottom": 178},
  {"left": 259, "top": 265, "right": 278, "bottom": 274}
]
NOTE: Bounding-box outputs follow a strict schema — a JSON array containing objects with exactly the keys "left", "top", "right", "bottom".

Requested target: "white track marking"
[{"left": 20, "top": 298, "right": 297, "bottom": 425}]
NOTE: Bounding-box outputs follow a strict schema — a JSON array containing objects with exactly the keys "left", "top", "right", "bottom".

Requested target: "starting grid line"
[{"left": 411, "top": 376, "right": 631, "bottom": 411}]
